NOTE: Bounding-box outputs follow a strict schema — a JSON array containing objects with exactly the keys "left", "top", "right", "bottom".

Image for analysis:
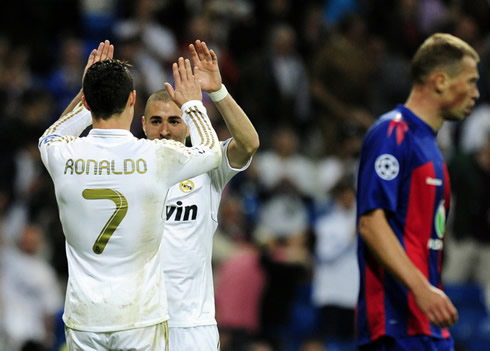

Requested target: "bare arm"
[
  {"left": 190, "top": 40, "right": 259, "bottom": 168},
  {"left": 359, "top": 209, "right": 458, "bottom": 328}
]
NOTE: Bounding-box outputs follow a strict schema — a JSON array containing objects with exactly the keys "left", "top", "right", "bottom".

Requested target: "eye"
[
  {"left": 168, "top": 118, "right": 182, "bottom": 125},
  {"left": 151, "top": 120, "right": 162, "bottom": 125}
]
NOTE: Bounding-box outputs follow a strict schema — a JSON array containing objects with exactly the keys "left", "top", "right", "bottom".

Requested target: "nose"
[
  {"left": 160, "top": 123, "right": 170, "bottom": 138},
  {"left": 474, "top": 86, "right": 480, "bottom": 100}
]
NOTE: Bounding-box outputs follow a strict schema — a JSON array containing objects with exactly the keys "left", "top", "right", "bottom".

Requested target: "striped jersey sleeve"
[
  {"left": 159, "top": 100, "right": 222, "bottom": 186},
  {"left": 181, "top": 100, "right": 219, "bottom": 152},
  {"left": 39, "top": 101, "right": 92, "bottom": 146}
]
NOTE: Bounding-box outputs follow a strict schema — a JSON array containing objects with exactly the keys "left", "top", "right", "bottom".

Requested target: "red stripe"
[
  {"left": 404, "top": 162, "right": 435, "bottom": 335},
  {"left": 442, "top": 163, "right": 451, "bottom": 212},
  {"left": 441, "top": 163, "right": 452, "bottom": 340},
  {"left": 439, "top": 164, "right": 451, "bottom": 278},
  {"left": 365, "top": 253, "right": 386, "bottom": 339},
  {"left": 442, "top": 327, "right": 450, "bottom": 338}
]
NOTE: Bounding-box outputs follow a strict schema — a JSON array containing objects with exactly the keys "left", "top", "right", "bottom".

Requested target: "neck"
[
  {"left": 92, "top": 109, "right": 133, "bottom": 130},
  {"left": 404, "top": 87, "right": 444, "bottom": 132}
]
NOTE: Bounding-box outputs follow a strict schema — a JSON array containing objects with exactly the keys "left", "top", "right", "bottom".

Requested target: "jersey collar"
[
  {"left": 397, "top": 104, "right": 436, "bottom": 137},
  {"left": 88, "top": 129, "right": 134, "bottom": 138}
]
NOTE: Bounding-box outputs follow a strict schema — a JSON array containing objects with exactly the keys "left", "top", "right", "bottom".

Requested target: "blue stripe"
[{"left": 39, "top": 134, "right": 62, "bottom": 147}]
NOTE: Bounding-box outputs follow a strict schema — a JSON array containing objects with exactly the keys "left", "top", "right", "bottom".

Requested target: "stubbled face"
[
  {"left": 142, "top": 100, "right": 188, "bottom": 143},
  {"left": 441, "top": 55, "right": 480, "bottom": 121}
]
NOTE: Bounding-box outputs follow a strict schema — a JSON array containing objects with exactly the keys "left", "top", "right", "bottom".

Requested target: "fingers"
[
  {"left": 179, "top": 57, "right": 192, "bottom": 81},
  {"left": 173, "top": 57, "right": 195, "bottom": 84},
  {"left": 87, "top": 49, "right": 97, "bottom": 67},
  {"left": 176, "top": 57, "right": 193, "bottom": 83},
  {"left": 450, "top": 308, "right": 458, "bottom": 326},
  {"left": 189, "top": 43, "right": 200, "bottom": 66},
  {"left": 195, "top": 39, "right": 203, "bottom": 58},
  {"left": 440, "top": 296, "right": 458, "bottom": 327},
  {"left": 164, "top": 82, "right": 175, "bottom": 100},
  {"left": 93, "top": 41, "right": 105, "bottom": 62},
  {"left": 440, "top": 301, "right": 458, "bottom": 327},
  {"left": 100, "top": 40, "right": 114, "bottom": 61},
  {"left": 169, "top": 55, "right": 202, "bottom": 105},
  {"left": 87, "top": 40, "right": 113, "bottom": 70},
  {"left": 428, "top": 298, "right": 458, "bottom": 328},
  {"left": 417, "top": 287, "right": 459, "bottom": 329},
  {"left": 192, "top": 39, "right": 214, "bottom": 63},
  {"left": 172, "top": 62, "right": 181, "bottom": 88},
  {"left": 177, "top": 57, "right": 187, "bottom": 83},
  {"left": 209, "top": 48, "right": 218, "bottom": 64},
  {"left": 185, "top": 58, "right": 194, "bottom": 82},
  {"left": 200, "top": 41, "right": 213, "bottom": 62},
  {"left": 96, "top": 40, "right": 113, "bottom": 62}
]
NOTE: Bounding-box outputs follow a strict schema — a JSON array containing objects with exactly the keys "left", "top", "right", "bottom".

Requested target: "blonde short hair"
[{"left": 411, "top": 33, "right": 479, "bottom": 85}]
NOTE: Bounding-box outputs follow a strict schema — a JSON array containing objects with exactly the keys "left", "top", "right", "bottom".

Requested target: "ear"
[
  {"left": 433, "top": 71, "right": 448, "bottom": 94},
  {"left": 129, "top": 90, "right": 137, "bottom": 107},
  {"left": 82, "top": 95, "right": 91, "bottom": 111},
  {"left": 141, "top": 115, "right": 147, "bottom": 135}
]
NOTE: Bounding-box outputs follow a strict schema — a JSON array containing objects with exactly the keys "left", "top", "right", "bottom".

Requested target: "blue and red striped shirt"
[{"left": 356, "top": 105, "right": 451, "bottom": 345}]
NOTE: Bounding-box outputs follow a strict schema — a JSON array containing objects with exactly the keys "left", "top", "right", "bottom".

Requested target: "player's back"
[{"left": 41, "top": 129, "right": 191, "bottom": 332}]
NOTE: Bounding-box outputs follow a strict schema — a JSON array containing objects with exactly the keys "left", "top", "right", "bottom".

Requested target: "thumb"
[{"left": 164, "top": 82, "right": 176, "bottom": 101}]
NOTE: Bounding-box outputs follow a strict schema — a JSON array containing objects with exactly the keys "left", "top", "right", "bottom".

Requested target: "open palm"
[
  {"left": 190, "top": 40, "right": 222, "bottom": 93},
  {"left": 83, "top": 40, "right": 113, "bottom": 80}
]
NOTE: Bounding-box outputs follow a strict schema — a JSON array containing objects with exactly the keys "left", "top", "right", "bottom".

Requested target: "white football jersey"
[
  {"left": 162, "top": 139, "right": 251, "bottom": 328},
  {"left": 38, "top": 101, "right": 221, "bottom": 332}
]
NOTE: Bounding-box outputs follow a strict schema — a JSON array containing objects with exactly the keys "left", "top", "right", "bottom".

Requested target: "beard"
[{"left": 442, "top": 107, "right": 470, "bottom": 122}]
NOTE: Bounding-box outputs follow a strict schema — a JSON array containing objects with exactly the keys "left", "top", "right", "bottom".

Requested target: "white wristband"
[{"left": 208, "top": 84, "right": 228, "bottom": 102}]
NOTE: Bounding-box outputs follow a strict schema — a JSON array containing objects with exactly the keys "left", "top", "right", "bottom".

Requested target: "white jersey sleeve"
[
  {"left": 39, "top": 102, "right": 92, "bottom": 143},
  {"left": 209, "top": 138, "right": 253, "bottom": 192},
  {"left": 161, "top": 100, "right": 222, "bottom": 185}
]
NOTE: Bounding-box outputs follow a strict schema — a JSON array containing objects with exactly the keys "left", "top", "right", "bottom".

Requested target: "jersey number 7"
[{"left": 82, "top": 188, "right": 128, "bottom": 254}]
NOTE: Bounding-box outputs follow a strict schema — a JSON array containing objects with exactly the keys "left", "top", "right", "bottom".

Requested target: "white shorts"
[
  {"left": 65, "top": 321, "right": 169, "bottom": 351},
  {"left": 169, "top": 325, "right": 219, "bottom": 351}
]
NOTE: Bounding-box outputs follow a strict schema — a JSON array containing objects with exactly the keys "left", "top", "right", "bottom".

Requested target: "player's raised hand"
[
  {"left": 61, "top": 40, "right": 114, "bottom": 117},
  {"left": 83, "top": 40, "right": 114, "bottom": 80},
  {"left": 414, "top": 285, "right": 458, "bottom": 328},
  {"left": 165, "top": 57, "right": 202, "bottom": 107},
  {"left": 189, "top": 40, "right": 221, "bottom": 93}
]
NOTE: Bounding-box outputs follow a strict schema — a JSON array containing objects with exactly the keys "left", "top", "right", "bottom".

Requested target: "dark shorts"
[{"left": 359, "top": 335, "right": 454, "bottom": 351}]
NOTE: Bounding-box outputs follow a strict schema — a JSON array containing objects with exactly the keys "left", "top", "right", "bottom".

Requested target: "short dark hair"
[
  {"left": 146, "top": 88, "right": 172, "bottom": 105},
  {"left": 144, "top": 88, "right": 175, "bottom": 118},
  {"left": 411, "top": 33, "right": 479, "bottom": 85},
  {"left": 83, "top": 60, "right": 134, "bottom": 120}
]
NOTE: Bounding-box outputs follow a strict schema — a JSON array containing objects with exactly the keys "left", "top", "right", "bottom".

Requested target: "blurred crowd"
[{"left": 0, "top": 0, "right": 490, "bottom": 351}]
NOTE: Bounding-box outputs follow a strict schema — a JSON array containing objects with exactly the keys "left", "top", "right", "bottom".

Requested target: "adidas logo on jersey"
[{"left": 166, "top": 201, "right": 198, "bottom": 221}]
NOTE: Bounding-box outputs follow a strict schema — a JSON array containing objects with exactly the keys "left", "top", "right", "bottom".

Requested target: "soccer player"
[
  {"left": 141, "top": 40, "right": 259, "bottom": 350},
  {"left": 356, "top": 33, "right": 480, "bottom": 350},
  {"left": 38, "top": 41, "right": 222, "bottom": 351}
]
